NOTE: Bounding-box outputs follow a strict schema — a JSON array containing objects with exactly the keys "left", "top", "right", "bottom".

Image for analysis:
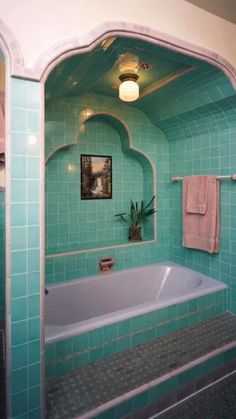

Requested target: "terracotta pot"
[{"left": 129, "top": 225, "right": 142, "bottom": 241}]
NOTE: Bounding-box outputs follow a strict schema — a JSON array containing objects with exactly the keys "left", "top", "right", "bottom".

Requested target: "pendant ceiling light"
[{"left": 119, "top": 73, "right": 139, "bottom": 103}]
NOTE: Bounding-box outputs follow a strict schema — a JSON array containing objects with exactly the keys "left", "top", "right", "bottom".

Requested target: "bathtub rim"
[{"left": 45, "top": 262, "right": 228, "bottom": 345}]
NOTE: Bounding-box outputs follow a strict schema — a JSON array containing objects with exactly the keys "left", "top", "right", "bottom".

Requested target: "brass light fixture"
[{"left": 119, "top": 73, "right": 139, "bottom": 103}]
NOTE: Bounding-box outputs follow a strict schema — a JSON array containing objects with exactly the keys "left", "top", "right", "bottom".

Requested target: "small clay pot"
[{"left": 129, "top": 225, "right": 142, "bottom": 241}]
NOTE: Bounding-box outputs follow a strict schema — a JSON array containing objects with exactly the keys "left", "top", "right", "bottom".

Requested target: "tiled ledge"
[
  {"left": 45, "top": 313, "right": 236, "bottom": 418},
  {"left": 45, "top": 290, "right": 226, "bottom": 380}
]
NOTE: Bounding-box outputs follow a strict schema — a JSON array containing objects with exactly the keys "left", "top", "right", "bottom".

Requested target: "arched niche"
[{"left": 45, "top": 112, "right": 156, "bottom": 256}]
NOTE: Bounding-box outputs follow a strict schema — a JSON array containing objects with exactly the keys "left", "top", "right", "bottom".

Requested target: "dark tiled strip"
[
  {"left": 157, "top": 370, "right": 236, "bottom": 419},
  {"left": 46, "top": 313, "right": 236, "bottom": 418}
]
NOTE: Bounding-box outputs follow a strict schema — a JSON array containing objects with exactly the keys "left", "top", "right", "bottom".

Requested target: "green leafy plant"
[{"left": 114, "top": 196, "right": 156, "bottom": 240}]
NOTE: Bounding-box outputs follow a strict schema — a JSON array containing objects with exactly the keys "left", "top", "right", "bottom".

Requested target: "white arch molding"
[
  {"left": 0, "top": 20, "right": 19, "bottom": 419},
  {"left": 1, "top": 17, "right": 236, "bottom": 419}
]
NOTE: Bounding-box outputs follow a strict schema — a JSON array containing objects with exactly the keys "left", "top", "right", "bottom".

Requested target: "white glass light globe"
[{"left": 119, "top": 80, "right": 139, "bottom": 102}]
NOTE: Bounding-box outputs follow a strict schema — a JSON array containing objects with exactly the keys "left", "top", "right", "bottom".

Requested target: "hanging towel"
[
  {"left": 182, "top": 175, "right": 220, "bottom": 253},
  {"left": 185, "top": 175, "right": 208, "bottom": 214},
  {"left": 0, "top": 91, "right": 5, "bottom": 154}
]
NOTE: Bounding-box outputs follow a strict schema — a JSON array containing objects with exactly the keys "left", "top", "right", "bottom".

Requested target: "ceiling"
[
  {"left": 45, "top": 37, "right": 201, "bottom": 102},
  {"left": 185, "top": 0, "right": 236, "bottom": 24},
  {"left": 45, "top": 36, "right": 231, "bottom": 127}
]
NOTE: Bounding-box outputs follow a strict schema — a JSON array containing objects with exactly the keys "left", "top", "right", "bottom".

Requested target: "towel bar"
[{"left": 171, "top": 174, "right": 236, "bottom": 182}]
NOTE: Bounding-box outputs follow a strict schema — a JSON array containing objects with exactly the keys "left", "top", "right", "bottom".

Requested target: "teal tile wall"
[
  {"left": 158, "top": 84, "right": 236, "bottom": 314},
  {"left": 45, "top": 94, "right": 170, "bottom": 283},
  {"left": 0, "top": 191, "right": 5, "bottom": 321},
  {"left": 9, "top": 78, "right": 41, "bottom": 419},
  {"left": 45, "top": 289, "right": 226, "bottom": 380},
  {"left": 136, "top": 64, "right": 235, "bottom": 126},
  {"left": 45, "top": 118, "right": 151, "bottom": 253}
]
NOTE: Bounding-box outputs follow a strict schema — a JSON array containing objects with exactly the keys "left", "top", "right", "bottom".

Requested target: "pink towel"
[
  {"left": 0, "top": 91, "right": 5, "bottom": 154},
  {"left": 185, "top": 176, "right": 208, "bottom": 214},
  {"left": 183, "top": 175, "right": 220, "bottom": 253}
]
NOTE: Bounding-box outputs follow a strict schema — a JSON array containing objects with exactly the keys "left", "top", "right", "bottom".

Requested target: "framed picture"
[{"left": 81, "top": 154, "right": 112, "bottom": 199}]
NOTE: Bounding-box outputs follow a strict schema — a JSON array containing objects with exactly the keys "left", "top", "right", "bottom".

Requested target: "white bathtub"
[{"left": 45, "top": 262, "right": 227, "bottom": 344}]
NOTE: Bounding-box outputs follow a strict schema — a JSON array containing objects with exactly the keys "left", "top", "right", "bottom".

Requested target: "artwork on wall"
[{"left": 81, "top": 154, "right": 112, "bottom": 199}]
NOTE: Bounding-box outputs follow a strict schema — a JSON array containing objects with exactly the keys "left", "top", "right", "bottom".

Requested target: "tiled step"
[
  {"left": 45, "top": 312, "right": 236, "bottom": 419},
  {"left": 156, "top": 370, "right": 236, "bottom": 419}
]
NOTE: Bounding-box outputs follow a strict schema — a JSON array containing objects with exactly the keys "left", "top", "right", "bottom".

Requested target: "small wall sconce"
[{"left": 80, "top": 108, "right": 95, "bottom": 123}]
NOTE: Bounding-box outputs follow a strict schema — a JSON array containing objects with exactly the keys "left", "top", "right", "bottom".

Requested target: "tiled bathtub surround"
[
  {"left": 45, "top": 313, "right": 236, "bottom": 418},
  {"left": 45, "top": 289, "right": 226, "bottom": 380},
  {"left": 167, "top": 97, "right": 236, "bottom": 314}
]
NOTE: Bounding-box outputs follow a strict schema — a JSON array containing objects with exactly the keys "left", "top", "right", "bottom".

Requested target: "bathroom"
[{"left": 1, "top": 1, "right": 236, "bottom": 418}]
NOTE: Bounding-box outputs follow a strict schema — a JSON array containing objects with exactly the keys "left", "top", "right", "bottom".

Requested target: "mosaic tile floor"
[
  {"left": 46, "top": 313, "right": 236, "bottom": 418},
  {"left": 0, "top": 328, "right": 5, "bottom": 418},
  {"left": 157, "top": 371, "right": 236, "bottom": 419}
]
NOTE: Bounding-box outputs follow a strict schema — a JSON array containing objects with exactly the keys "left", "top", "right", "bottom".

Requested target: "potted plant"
[{"left": 115, "top": 196, "right": 156, "bottom": 241}]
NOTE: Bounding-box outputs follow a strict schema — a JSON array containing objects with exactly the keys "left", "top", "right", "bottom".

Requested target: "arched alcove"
[{"left": 45, "top": 111, "right": 155, "bottom": 256}]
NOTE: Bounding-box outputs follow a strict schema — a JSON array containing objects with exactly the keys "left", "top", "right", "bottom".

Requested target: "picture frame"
[{"left": 81, "top": 154, "right": 112, "bottom": 200}]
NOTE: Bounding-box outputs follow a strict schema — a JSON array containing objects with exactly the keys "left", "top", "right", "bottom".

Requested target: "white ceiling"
[{"left": 186, "top": 0, "right": 236, "bottom": 24}]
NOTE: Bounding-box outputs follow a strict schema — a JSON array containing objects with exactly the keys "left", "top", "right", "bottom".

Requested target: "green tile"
[
  {"left": 28, "top": 249, "right": 40, "bottom": 272},
  {"left": 28, "top": 295, "right": 40, "bottom": 318},
  {"left": 28, "top": 272, "right": 40, "bottom": 295},
  {"left": 11, "top": 203, "right": 27, "bottom": 226},
  {"left": 56, "top": 339, "right": 72, "bottom": 358},
  {"left": 12, "top": 368, "right": 27, "bottom": 394},
  {"left": 11, "top": 251, "right": 27, "bottom": 274},
  {"left": 28, "top": 318, "right": 40, "bottom": 342},
  {"left": 12, "top": 344, "right": 27, "bottom": 370},
  {"left": 73, "top": 333, "right": 89, "bottom": 352},
  {"left": 28, "top": 226, "right": 40, "bottom": 248},
  {"left": 27, "top": 203, "right": 39, "bottom": 225},
  {"left": 11, "top": 180, "right": 27, "bottom": 203},
  {"left": 143, "top": 311, "right": 156, "bottom": 328},
  {"left": 12, "top": 321, "right": 27, "bottom": 345},
  {"left": 89, "top": 328, "right": 104, "bottom": 347},
  {"left": 11, "top": 297, "right": 27, "bottom": 322},
  {"left": 117, "top": 336, "right": 131, "bottom": 351},
  {"left": 11, "top": 156, "right": 27, "bottom": 179},
  {"left": 133, "top": 390, "right": 149, "bottom": 411},
  {"left": 28, "top": 385, "right": 41, "bottom": 411},
  {"left": 11, "top": 274, "right": 27, "bottom": 298},
  {"left": 104, "top": 324, "right": 117, "bottom": 341},
  {"left": 118, "top": 319, "right": 131, "bottom": 337},
  {"left": 28, "top": 340, "right": 40, "bottom": 364},
  {"left": 115, "top": 399, "right": 132, "bottom": 418},
  {"left": 12, "top": 391, "right": 28, "bottom": 416},
  {"left": 104, "top": 341, "right": 118, "bottom": 357},
  {"left": 28, "top": 363, "right": 41, "bottom": 387}
]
